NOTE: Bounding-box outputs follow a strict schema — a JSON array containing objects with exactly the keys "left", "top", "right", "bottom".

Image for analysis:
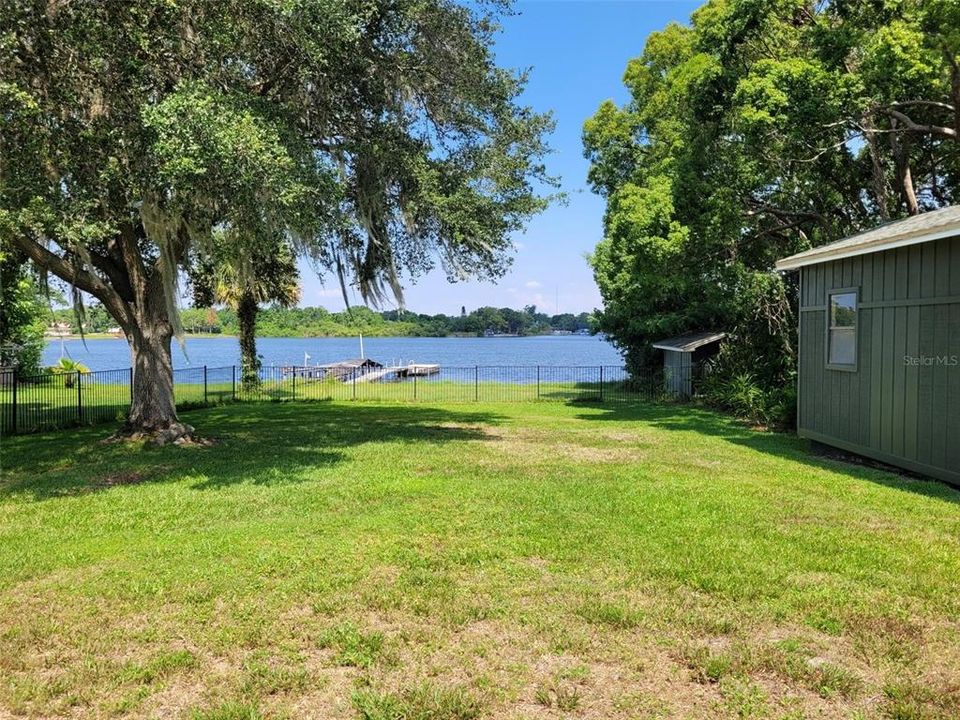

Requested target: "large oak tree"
[{"left": 0, "top": 0, "right": 554, "bottom": 441}]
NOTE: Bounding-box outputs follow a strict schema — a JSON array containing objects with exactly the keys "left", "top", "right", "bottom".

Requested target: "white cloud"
[
  {"left": 524, "top": 280, "right": 542, "bottom": 289},
  {"left": 313, "top": 287, "right": 343, "bottom": 299}
]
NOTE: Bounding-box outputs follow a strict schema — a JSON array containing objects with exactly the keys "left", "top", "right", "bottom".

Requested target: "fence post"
[
  {"left": 11, "top": 369, "right": 17, "bottom": 435},
  {"left": 292, "top": 366, "right": 297, "bottom": 400},
  {"left": 599, "top": 365, "right": 604, "bottom": 402},
  {"left": 352, "top": 368, "right": 357, "bottom": 400},
  {"left": 232, "top": 365, "right": 236, "bottom": 401},
  {"left": 203, "top": 365, "right": 208, "bottom": 405},
  {"left": 413, "top": 372, "right": 417, "bottom": 400},
  {"left": 536, "top": 365, "right": 540, "bottom": 399},
  {"left": 76, "top": 370, "right": 83, "bottom": 424},
  {"left": 475, "top": 365, "right": 479, "bottom": 401}
]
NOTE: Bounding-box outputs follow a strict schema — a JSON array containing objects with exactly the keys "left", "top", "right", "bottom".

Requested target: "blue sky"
[{"left": 300, "top": 0, "right": 700, "bottom": 316}]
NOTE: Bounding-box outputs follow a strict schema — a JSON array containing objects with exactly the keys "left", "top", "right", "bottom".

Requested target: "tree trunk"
[
  {"left": 115, "top": 283, "right": 195, "bottom": 444},
  {"left": 237, "top": 289, "right": 261, "bottom": 391},
  {"left": 890, "top": 119, "right": 920, "bottom": 215},
  {"left": 127, "top": 326, "right": 175, "bottom": 426},
  {"left": 899, "top": 158, "right": 920, "bottom": 216},
  {"left": 118, "top": 322, "right": 194, "bottom": 444},
  {"left": 14, "top": 217, "right": 201, "bottom": 444},
  {"left": 864, "top": 124, "right": 890, "bottom": 219}
]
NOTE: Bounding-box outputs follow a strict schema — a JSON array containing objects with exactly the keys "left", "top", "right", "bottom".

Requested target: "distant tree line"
[{"left": 49, "top": 304, "right": 595, "bottom": 339}]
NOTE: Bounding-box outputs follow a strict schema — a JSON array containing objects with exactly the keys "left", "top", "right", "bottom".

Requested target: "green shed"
[{"left": 777, "top": 206, "right": 960, "bottom": 485}]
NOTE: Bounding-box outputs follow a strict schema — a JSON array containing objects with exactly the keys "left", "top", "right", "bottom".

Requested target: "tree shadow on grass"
[
  {"left": 0, "top": 402, "right": 505, "bottom": 501},
  {"left": 574, "top": 401, "right": 960, "bottom": 506}
]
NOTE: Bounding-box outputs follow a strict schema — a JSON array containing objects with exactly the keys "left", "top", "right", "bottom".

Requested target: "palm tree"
[
  {"left": 50, "top": 357, "right": 90, "bottom": 388},
  {"left": 192, "top": 234, "right": 300, "bottom": 391}
]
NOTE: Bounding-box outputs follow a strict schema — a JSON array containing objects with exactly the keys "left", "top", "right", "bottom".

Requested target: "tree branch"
[
  {"left": 90, "top": 244, "right": 136, "bottom": 302},
  {"left": 117, "top": 220, "right": 148, "bottom": 305},
  {"left": 889, "top": 100, "right": 956, "bottom": 113},
  {"left": 9, "top": 234, "right": 133, "bottom": 329},
  {"left": 744, "top": 199, "right": 826, "bottom": 224},
  {"left": 878, "top": 107, "right": 957, "bottom": 140}
]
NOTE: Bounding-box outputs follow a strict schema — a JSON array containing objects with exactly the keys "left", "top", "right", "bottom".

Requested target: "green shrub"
[
  {"left": 353, "top": 684, "right": 481, "bottom": 720},
  {"left": 190, "top": 701, "right": 262, "bottom": 720},
  {"left": 701, "top": 367, "right": 796, "bottom": 429},
  {"left": 320, "top": 622, "right": 384, "bottom": 668}
]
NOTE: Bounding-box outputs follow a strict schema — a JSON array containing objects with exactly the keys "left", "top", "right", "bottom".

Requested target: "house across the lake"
[
  {"left": 45, "top": 322, "right": 72, "bottom": 337},
  {"left": 777, "top": 205, "right": 960, "bottom": 485}
]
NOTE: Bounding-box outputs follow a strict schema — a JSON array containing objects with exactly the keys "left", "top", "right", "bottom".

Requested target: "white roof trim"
[{"left": 776, "top": 206, "right": 960, "bottom": 270}]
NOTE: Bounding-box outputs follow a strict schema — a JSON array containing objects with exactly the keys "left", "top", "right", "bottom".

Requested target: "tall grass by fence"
[{"left": 0, "top": 364, "right": 701, "bottom": 436}]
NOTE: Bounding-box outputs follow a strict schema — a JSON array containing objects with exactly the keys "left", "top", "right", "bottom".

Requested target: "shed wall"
[
  {"left": 798, "top": 234, "right": 960, "bottom": 484},
  {"left": 664, "top": 350, "right": 693, "bottom": 398}
]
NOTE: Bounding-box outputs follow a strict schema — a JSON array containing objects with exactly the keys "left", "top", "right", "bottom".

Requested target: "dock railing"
[{"left": 0, "top": 363, "right": 704, "bottom": 436}]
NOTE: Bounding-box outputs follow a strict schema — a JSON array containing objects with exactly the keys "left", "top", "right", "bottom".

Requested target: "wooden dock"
[
  {"left": 355, "top": 364, "right": 441, "bottom": 383},
  {"left": 281, "top": 362, "right": 441, "bottom": 384},
  {"left": 398, "top": 363, "right": 440, "bottom": 377},
  {"left": 352, "top": 366, "right": 401, "bottom": 383}
]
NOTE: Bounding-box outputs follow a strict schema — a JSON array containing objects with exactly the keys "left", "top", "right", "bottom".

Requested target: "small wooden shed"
[
  {"left": 777, "top": 205, "right": 960, "bottom": 485},
  {"left": 652, "top": 332, "right": 726, "bottom": 399}
]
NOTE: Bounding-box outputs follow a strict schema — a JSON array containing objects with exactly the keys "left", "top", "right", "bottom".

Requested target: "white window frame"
[{"left": 826, "top": 287, "right": 858, "bottom": 372}]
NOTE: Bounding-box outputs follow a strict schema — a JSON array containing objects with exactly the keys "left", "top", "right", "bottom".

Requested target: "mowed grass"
[{"left": 1, "top": 401, "right": 959, "bottom": 719}]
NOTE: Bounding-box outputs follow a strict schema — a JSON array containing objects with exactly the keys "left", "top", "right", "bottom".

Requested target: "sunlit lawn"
[{"left": 1, "top": 400, "right": 959, "bottom": 719}]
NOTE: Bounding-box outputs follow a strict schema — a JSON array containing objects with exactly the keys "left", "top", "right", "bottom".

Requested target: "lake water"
[{"left": 43, "top": 334, "right": 623, "bottom": 371}]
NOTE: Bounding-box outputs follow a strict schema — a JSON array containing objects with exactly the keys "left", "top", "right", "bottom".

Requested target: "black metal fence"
[{"left": 1, "top": 364, "right": 701, "bottom": 436}]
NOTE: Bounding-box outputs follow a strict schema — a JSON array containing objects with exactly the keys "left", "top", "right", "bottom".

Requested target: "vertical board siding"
[
  {"left": 798, "top": 235, "right": 960, "bottom": 483},
  {"left": 904, "top": 305, "right": 920, "bottom": 461},
  {"left": 917, "top": 305, "right": 935, "bottom": 464},
  {"left": 892, "top": 306, "right": 907, "bottom": 459},
  {"left": 948, "top": 304, "right": 960, "bottom": 472},
  {"left": 869, "top": 307, "right": 883, "bottom": 450},
  {"left": 932, "top": 305, "right": 950, "bottom": 470}
]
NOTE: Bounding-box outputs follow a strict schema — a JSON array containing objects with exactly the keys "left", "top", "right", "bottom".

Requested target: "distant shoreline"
[
  {"left": 45, "top": 331, "right": 593, "bottom": 342},
  {"left": 46, "top": 332, "right": 228, "bottom": 341}
]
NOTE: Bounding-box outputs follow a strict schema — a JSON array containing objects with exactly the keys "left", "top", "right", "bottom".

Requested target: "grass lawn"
[{"left": 1, "top": 400, "right": 959, "bottom": 719}]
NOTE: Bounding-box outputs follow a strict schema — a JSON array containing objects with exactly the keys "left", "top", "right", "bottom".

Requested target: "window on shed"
[{"left": 828, "top": 291, "right": 857, "bottom": 367}]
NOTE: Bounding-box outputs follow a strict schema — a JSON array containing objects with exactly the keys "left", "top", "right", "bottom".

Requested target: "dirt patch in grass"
[
  {"left": 476, "top": 425, "right": 651, "bottom": 465},
  {"left": 98, "top": 470, "right": 148, "bottom": 487},
  {"left": 333, "top": 612, "right": 729, "bottom": 719}
]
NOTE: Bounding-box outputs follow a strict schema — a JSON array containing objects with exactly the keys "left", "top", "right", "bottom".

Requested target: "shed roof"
[
  {"left": 776, "top": 205, "right": 960, "bottom": 270},
  {"left": 651, "top": 332, "right": 726, "bottom": 353}
]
